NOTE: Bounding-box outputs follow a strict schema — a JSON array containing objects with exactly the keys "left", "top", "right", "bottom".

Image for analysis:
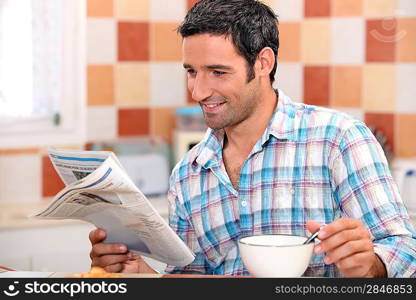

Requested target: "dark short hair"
[{"left": 178, "top": 0, "right": 279, "bottom": 84}]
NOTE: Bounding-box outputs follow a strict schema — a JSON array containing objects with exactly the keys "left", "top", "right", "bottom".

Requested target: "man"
[{"left": 89, "top": 0, "right": 416, "bottom": 277}]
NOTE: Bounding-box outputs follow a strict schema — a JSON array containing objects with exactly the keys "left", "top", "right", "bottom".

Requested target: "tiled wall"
[{"left": 0, "top": 0, "right": 415, "bottom": 203}]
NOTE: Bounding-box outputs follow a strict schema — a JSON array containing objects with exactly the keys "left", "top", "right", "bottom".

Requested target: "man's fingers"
[
  {"left": 323, "top": 239, "right": 373, "bottom": 264},
  {"left": 104, "top": 263, "right": 124, "bottom": 273},
  {"left": 306, "top": 221, "right": 322, "bottom": 235},
  {"left": 315, "top": 228, "right": 367, "bottom": 254},
  {"left": 318, "top": 218, "right": 363, "bottom": 240},
  {"left": 90, "top": 243, "right": 128, "bottom": 259},
  {"left": 89, "top": 228, "right": 107, "bottom": 245},
  {"left": 91, "top": 253, "right": 130, "bottom": 269}
]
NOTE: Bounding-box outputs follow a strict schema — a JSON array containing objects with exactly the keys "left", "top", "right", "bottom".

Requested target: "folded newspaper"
[{"left": 34, "top": 148, "right": 195, "bottom": 267}]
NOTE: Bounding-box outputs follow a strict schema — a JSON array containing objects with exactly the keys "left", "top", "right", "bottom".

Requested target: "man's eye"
[
  {"left": 187, "top": 69, "right": 196, "bottom": 75},
  {"left": 213, "top": 70, "right": 226, "bottom": 76}
]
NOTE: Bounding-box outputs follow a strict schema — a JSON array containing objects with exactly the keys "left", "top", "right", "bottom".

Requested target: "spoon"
[{"left": 303, "top": 229, "right": 321, "bottom": 245}]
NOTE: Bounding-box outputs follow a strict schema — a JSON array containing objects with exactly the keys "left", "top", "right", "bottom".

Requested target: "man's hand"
[
  {"left": 89, "top": 228, "right": 156, "bottom": 274},
  {"left": 307, "top": 218, "right": 387, "bottom": 277}
]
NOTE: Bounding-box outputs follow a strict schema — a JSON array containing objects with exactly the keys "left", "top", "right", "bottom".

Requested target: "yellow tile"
[
  {"left": 397, "top": 18, "right": 416, "bottom": 62},
  {"left": 115, "top": 0, "right": 149, "bottom": 20},
  {"left": 396, "top": 114, "right": 416, "bottom": 157},
  {"left": 301, "top": 19, "right": 331, "bottom": 64},
  {"left": 115, "top": 64, "right": 150, "bottom": 106},
  {"left": 363, "top": 0, "right": 397, "bottom": 17},
  {"left": 362, "top": 64, "right": 395, "bottom": 111},
  {"left": 151, "top": 22, "right": 182, "bottom": 61}
]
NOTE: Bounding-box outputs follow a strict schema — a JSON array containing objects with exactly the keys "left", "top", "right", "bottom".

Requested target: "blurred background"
[{"left": 0, "top": 0, "right": 415, "bottom": 273}]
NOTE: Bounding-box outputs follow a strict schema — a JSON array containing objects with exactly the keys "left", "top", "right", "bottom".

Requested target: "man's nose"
[{"left": 190, "top": 74, "right": 212, "bottom": 102}]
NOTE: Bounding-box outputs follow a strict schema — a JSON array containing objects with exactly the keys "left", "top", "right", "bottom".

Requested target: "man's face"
[{"left": 182, "top": 34, "right": 262, "bottom": 130}]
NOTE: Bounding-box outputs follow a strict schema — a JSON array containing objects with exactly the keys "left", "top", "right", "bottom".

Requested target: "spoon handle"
[{"left": 303, "top": 229, "right": 320, "bottom": 244}]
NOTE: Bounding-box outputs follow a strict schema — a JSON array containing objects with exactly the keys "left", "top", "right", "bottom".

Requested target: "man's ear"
[{"left": 255, "top": 47, "right": 275, "bottom": 79}]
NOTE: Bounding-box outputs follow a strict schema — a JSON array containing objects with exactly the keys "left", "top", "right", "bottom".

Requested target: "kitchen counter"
[{"left": 0, "top": 196, "right": 169, "bottom": 230}]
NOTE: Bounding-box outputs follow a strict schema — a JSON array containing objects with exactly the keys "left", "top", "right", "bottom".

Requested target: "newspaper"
[{"left": 34, "top": 148, "right": 195, "bottom": 267}]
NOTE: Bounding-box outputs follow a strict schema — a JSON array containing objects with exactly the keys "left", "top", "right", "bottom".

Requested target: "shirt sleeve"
[
  {"left": 330, "top": 121, "right": 416, "bottom": 277},
  {"left": 163, "top": 181, "right": 212, "bottom": 275}
]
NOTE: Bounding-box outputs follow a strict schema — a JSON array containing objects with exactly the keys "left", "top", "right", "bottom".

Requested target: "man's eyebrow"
[{"left": 183, "top": 63, "right": 233, "bottom": 70}]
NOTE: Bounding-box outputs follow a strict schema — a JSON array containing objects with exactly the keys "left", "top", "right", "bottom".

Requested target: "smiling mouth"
[{"left": 202, "top": 102, "right": 226, "bottom": 113}]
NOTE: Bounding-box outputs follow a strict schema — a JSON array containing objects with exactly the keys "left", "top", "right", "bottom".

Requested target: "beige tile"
[
  {"left": 115, "top": 64, "right": 150, "bottom": 106},
  {"left": 363, "top": 0, "right": 397, "bottom": 17},
  {"left": 396, "top": 114, "right": 416, "bottom": 157},
  {"left": 115, "top": 0, "right": 149, "bottom": 20},
  {"left": 301, "top": 19, "right": 331, "bottom": 64},
  {"left": 362, "top": 64, "right": 395, "bottom": 111}
]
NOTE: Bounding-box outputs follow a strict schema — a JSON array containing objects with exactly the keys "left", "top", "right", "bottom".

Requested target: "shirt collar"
[{"left": 194, "top": 89, "right": 299, "bottom": 169}]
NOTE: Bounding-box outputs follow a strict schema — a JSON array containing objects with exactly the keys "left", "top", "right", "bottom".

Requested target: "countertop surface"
[{"left": 0, "top": 196, "right": 169, "bottom": 230}]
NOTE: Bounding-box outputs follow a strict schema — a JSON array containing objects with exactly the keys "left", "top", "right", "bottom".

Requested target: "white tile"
[
  {"left": 396, "top": 64, "right": 416, "bottom": 113},
  {"left": 273, "top": 63, "right": 303, "bottom": 103},
  {"left": 331, "top": 18, "right": 365, "bottom": 64},
  {"left": 397, "top": 0, "right": 416, "bottom": 17},
  {"left": 150, "top": 0, "right": 186, "bottom": 21},
  {"left": 272, "top": 0, "right": 304, "bottom": 21},
  {"left": 332, "top": 108, "right": 365, "bottom": 121},
  {"left": 150, "top": 63, "right": 186, "bottom": 107},
  {"left": 0, "top": 154, "right": 41, "bottom": 203},
  {"left": 87, "top": 18, "right": 116, "bottom": 64},
  {"left": 87, "top": 106, "right": 117, "bottom": 141}
]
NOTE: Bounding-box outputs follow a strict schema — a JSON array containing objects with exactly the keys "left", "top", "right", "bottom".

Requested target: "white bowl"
[{"left": 238, "top": 234, "right": 314, "bottom": 277}]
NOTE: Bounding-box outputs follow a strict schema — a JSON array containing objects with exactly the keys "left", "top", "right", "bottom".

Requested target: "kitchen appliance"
[{"left": 90, "top": 138, "right": 170, "bottom": 196}]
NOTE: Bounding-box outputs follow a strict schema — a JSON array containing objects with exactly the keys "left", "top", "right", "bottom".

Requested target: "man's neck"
[{"left": 224, "top": 88, "right": 278, "bottom": 153}]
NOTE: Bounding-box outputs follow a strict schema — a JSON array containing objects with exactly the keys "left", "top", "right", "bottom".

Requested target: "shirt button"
[
  {"left": 290, "top": 188, "right": 295, "bottom": 195},
  {"left": 241, "top": 201, "right": 247, "bottom": 207}
]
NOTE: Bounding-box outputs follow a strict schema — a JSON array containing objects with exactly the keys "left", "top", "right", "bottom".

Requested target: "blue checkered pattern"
[{"left": 165, "top": 89, "right": 416, "bottom": 277}]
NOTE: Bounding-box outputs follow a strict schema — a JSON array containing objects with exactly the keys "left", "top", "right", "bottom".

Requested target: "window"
[{"left": 0, "top": 0, "right": 85, "bottom": 148}]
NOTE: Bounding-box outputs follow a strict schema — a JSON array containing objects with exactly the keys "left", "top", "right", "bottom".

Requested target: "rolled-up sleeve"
[{"left": 330, "top": 121, "right": 416, "bottom": 277}]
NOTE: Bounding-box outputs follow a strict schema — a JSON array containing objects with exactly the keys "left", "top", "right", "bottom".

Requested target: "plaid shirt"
[{"left": 165, "top": 89, "right": 416, "bottom": 277}]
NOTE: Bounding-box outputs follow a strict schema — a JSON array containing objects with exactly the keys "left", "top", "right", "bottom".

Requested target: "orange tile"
[
  {"left": 278, "top": 22, "right": 301, "bottom": 62},
  {"left": 118, "top": 108, "right": 150, "bottom": 136},
  {"left": 396, "top": 114, "right": 416, "bottom": 157},
  {"left": 150, "top": 108, "right": 177, "bottom": 143},
  {"left": 301, "top": 19, "right": 331, "bottom": 64},
  {"left": 366, "top": 19, "right": 396, "bottom": 62},
  {"left": 331, "top": 66, "right": 362, "bottom": 108},
  {"left": 304, "top": 66, "right": 330, "bottom": 106},
  {"left": 362, "top": 64, "right": 395, "bottom": 111},
  {"left": 364, "top": 113, "right": 395, "bottom": 154},
  {"left": 42, "top": 156, "right": 65, "bottom": 197},
  {"left": 397, "top": 18, "right": 416, "bottom": 62},
  {"left": 332, "top": 0, "right": 363, "bottom": 16},
  {"left": 87, "top": 0, "right": 113, "bottom": 17},
  {"left": 151, "top": 23, "right": 182, "bottom": 61},
  {"left": 187, "top": 0, "right": 201, "bottom": 10},
  {"left": 87, "top": 65, "right": 114, "bottom": 106},
  {"left": 305, "top": 0, "right": 331, "bottom": 17},
  {"left": 118, "top": 22, "right": 149, "bottom": 61}
]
